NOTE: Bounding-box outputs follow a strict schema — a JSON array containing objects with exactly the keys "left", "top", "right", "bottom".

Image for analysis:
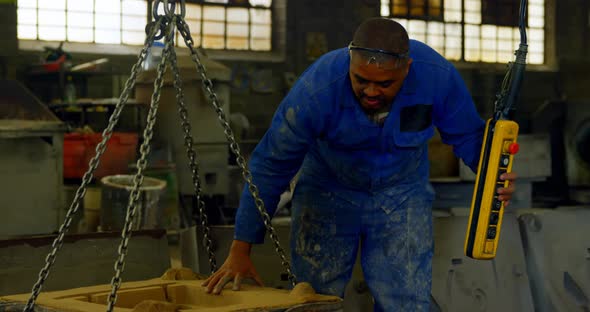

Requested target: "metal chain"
[
  {"left": 23, "top": 4, "right": 295, "bottom": 310},
  {"left": 168, "top": 47, "right": 218, "bottom": 273},
  {"left": 176, "top": 18, "right": 297, "bottom": 286},
  {"left": 104, "top": 15, "right": 177, "bottom": 312},
  {"left": 22, "top": 17, "right": 165, "bottom": 312}
]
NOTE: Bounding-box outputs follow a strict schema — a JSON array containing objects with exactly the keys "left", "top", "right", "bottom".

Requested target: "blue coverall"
[{"left": 234, "top": 40, "right": 485, "bottom": 311}]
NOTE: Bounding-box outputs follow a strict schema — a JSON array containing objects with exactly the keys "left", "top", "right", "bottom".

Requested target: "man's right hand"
[{"left": 201, "top": 240, "right": 264, "bottom": 295}]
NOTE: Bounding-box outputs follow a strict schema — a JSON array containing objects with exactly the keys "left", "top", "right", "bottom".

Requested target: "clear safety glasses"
[{"left": 348, "top": 42, "right": 409, "bottom": 70}]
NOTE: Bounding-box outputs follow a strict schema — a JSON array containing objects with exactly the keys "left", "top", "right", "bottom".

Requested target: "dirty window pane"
[
  {"left": 250, "top": 8, "right": 271, "bottom": 24},
  {"left": 228, "top": 7, "right": 249, "bottom": 22},
  {"left": 381, "top": 0, "right": 391, "bottom": 16},
  {"left": 250, "top": 24, "right": 271, "bottom": 50},
  {"left": 203, "top": 20, "right": 225, "bottom": 49},
  {"left": 180, "top": 3, "right": 202, "bottom": 47},
  {"left": 18, "top": 0, "right": 36, "bottom": 9},
  {"left": 204, "top": 5, "right": 226, "bottom": 22},
  {"left": 251, "top": 38, "right": 271, "bottom": 51},
  {"left": 390, "top": 0, "right": 442, "bottom": 19},
  {"left": 250, "top": 7, "right": 271, "bottom": 50},
  {"left": 426, "top": 21, "right": 444, "bottom": 54},
  {"left": 68, "top": 28, "right": 93, "bottom": 43},
  {"left": 39, "top": 26, "right": 66, "bottom": 41},
  {"left": 17, "top": 0, "right": 147, "bottom": 46},
  {"left": 95, "top": 0, "right": 120, "bottom": 14},
  {"left": 39, "top": 0, "right": 65, "bottom": 10},
  {"left": 68, "top": 12, "right": 93, "bottom": 27},
  {"left": 122, "top": 0, "right": 146, "bottom": 15},
  {"left": 38, "top": 10, "right": 66, "bottom": 27},
  {"left": 227, "top": 7, "right": 249, "bottom": 50},
  {"left": 68, "top": 0, "right": 93, "bottom": 12},
  {"left": 380, "top": 0, "right": 545, "bottom": 64},
  {"left": 122, "top": 16, "right": 145, "bottom": 31},
  {"left": 95, "top": 14, "right": 121, "bottom": 30},
  {"left": 95, "top": 29, "right": 121, "bottom": 44},
  {"left": 444, "top": 0, "right": 461, "bottom": 22},
  {"left": 18, "top": 25, "right": 37, "bottom": 40},
  {"left": 17, "top": 8, "right": 36, "bottom": 25},
  {"left": 122, "top": 31, "right": 145, "bottom": 45},
  {"left": 17, "top": 0, "right": 272, "bottom": 52},
  {"left": 250, "top": 0, "right": 271, "bottom": 7}
]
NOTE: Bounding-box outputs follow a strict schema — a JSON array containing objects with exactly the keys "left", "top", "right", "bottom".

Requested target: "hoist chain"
[
  {"left": 105, "top": 14, "right": 178, "bottom": 312},
  {"left": 176, "top": 17, "right": 298, "bottom": 286},
  {"left": 23, "top": 1, "right": 296, "bottom": 311},
  {"left": 168, "top": 47, "right": 218, "bottom": 273},
  {"left": 22, "top": 17, "right": 166, "bottom": 312}
]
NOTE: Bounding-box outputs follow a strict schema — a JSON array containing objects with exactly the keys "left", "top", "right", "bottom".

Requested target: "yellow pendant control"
[{"left": 464, "top": 119, "right": 519, "bottom": 260}]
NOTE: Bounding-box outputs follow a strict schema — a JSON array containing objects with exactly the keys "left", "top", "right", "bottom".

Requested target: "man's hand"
[
  {"left": 497, "top": 172, "right": 517, "bottom": 207},
  {"left": 202, "top": 240, "right": 264, "bottom": 295}
]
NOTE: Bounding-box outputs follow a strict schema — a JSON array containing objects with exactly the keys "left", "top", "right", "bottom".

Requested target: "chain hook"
[{"left": 152, "top": 0, "right": 176, "bottom": 20}]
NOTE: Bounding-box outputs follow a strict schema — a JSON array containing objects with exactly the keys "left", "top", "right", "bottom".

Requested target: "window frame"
[
  {"left": 16, "top": 0, "right": 286, "bottom": 63},
  {"left": 380, "top": 0, "right": 557, "bottom": 71}
]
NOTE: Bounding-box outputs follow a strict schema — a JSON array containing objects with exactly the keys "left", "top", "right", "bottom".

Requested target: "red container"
[{"left": 63, "top": 132, "right": 139, "bottom": 179}]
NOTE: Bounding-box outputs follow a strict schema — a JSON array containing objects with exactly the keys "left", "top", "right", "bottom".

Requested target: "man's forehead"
[{"left": 350, "top": 60, "right": 406, "bottom": 81}]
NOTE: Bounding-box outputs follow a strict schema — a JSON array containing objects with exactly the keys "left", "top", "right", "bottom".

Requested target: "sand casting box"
[{"left": 0, "top": 268, "right": 342, "bottom": 311}]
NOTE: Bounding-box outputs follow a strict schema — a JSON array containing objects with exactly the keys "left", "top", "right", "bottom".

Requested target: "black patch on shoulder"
[{"left": 400, "top": 104, "right": 432, "bottom": 132}]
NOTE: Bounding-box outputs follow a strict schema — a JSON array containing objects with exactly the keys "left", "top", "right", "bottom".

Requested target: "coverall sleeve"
[
  {"left": 434, "top": 66, "right": 486, "bottom": 172},
  {"left": 233, "top": 81, "right": 324, "bottom": 244}
]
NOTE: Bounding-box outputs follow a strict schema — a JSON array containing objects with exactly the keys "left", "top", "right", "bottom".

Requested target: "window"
[
  {"left": 387, "top": 0, "right": 443, "bottom": 20},
  {"left": 17, "top": 0, "right": 273, "bottom": 52},
  {"left": 380, "top": 0, "right": 545, "bottom": 65},
  {"left": 172, "top": 1, "right": 272, "bottom": 51},
  {"left": 17, "top": 0, "right": 148, "bottom": 45}
]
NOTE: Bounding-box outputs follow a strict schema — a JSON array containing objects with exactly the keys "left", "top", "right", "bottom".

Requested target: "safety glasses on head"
[{"left": 348, "top": 41, "right": 409, "bottom": 70}]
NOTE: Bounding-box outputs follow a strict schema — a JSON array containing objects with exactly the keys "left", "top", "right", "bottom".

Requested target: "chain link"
[
  {"left": 23, "top": 4, "right": 297, "bottom": 311},
  {"left": 104, "top": 15, "right": 177, "bottom": 312},
  {"left": 168, "top": 47, "right": 218, "bottom": 273},
  {"left": 176, "top": 18, "right": 297, "bottom": 286},
  {"left": 21, "top": 17, "right": 165, "bottom": 312}
]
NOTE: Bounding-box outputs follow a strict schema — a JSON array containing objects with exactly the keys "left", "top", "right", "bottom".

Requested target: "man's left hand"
[{"left": 497, "top": 172, "right": 517, "bottom": 207}]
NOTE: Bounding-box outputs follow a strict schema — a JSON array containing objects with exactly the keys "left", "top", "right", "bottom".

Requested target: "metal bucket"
[{"left": 99, "top": 174, "right": 167, "bottom": 231}]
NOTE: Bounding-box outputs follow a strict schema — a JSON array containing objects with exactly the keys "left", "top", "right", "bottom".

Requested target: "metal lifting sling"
[{"left": 22, "top": 2, "right": 296, "bottom": 311}]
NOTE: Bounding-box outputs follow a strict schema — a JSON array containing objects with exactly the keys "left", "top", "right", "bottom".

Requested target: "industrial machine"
[
  {"left": 529, "top": 99, "right": 590, "bottom": 206},
  {"left": 564, "top": 101, "right": 590, "bottom": 203},
  {"left": 0, "top": 79, "right": 66, "bottom": 238},
  {"left": 464, "top": 0, "right": 528, "bottom": 260}
]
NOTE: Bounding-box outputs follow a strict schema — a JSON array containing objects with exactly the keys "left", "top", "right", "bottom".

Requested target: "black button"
[
  {"left": 487, "top": 227, "right": 497, "bottom": 239},
  {"left": 500, "top": 154, "right": 510, "bottom": 167},
  {"left": 489, "top": 212, "right": 499, "bottom": 225},
  {"left": 492, "top": 198, "right": 503, "bottom": 211},
  {"left": 498, "top": 168, "right": 507, "bottom": 180}
]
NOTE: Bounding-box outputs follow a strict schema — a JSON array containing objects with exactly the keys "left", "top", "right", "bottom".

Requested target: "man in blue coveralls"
[{"left": 203, "top": 17, "right": 517, "bottom": 311}]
